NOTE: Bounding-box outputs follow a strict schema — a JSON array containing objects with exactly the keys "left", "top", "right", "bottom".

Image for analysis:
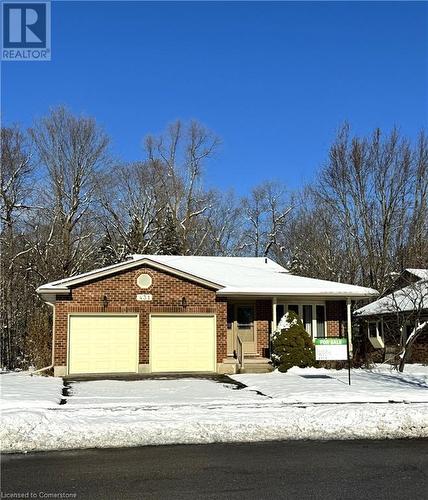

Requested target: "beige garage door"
[
  {"left": 150, "top": 315, "right": 216, "bottom": 372},
  {"left": 68, "top": 315, "right": 139, "bottom": 375}
]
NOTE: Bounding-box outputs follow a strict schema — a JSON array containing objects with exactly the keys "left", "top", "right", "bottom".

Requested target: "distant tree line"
[{"left": 1, "top": 107, "right": 427, "bottom": 369}]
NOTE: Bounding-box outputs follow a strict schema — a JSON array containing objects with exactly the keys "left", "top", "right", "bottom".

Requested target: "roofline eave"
[
  {"left": 216, "top": 290, "right": 378, "bottom": 298},
  {"left": 36, "top": 257, "right": 224, "bottom": 296}
]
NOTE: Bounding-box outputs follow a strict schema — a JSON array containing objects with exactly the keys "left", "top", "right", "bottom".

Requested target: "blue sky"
[{"left": 2, "top": 1, "right": 427, "bottom": 193}]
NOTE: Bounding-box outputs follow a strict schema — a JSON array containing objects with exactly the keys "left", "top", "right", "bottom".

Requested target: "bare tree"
[
  {"left": 203, "top": 190, "right": 243, "bottom": 256},
  {"left": 144, "top": 120, "right": 221, "bottom": 254},
  {"left": 280, "top": 189, "right": 351, "bottom": 281},
  {"left": 241, "top": 181, "right": 292, "bottom": 259},
  {"left": 0, "top": 126, "right": 35, "bottom": 367},
  {"left": 291, "top": 125, "right": 427, "bottom": 292},
  {"left": 405, "top": 132, "right": 428, "bottom": 268},
  {"left": 30, "top": 107, "right": 110, "bottom": 278},
  {"left": 97, "top": 161, "right": 164, "bottom": 259},
  {"left": 263, "top": 182, "right": 293, "bottom": 261}
]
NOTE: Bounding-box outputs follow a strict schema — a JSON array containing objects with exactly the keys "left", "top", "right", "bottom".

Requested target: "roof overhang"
[
  {"left": 36, "top": 257, "right": 224, "bottom": 298},
  {"left": 217, "top": 290, "right": 378, "bottom": 299}
]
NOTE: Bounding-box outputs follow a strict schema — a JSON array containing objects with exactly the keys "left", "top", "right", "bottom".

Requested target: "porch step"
[
  {"left": 243, "top": 357, "right": 270, "bottom": 364},
  {"left": 222, "top": 356, "right": 273, "bottom": 374},
  {"left": 239, "top": 365, "right": 273, "bottom": 374},
  {"left": 239, "top": 357, "right": 273, "bottom": 374}
]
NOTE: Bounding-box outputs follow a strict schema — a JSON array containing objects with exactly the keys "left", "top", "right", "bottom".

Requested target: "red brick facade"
[
  {"left": 326, "top": 300, "right": 347, "bottom": 337},
  {"left": 54, "top": 264, "right": 227, "bottom": 368}
]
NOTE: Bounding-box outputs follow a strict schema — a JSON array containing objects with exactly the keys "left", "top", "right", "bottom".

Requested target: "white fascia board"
[
  {"left": 37, "top": 257, "right": 223, "bottom": 294},
  {"left": 216, "top": 289, "right": 378, "bottom": 298},
  {"left": 36, "top": 287, "right": 70, "bottom": 295}
]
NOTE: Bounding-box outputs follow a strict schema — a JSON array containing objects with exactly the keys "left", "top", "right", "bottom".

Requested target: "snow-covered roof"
[
  {"left": 355, "top": 280, "right": 428, "bottom": 317},
  {"left": 37, "top": 255, "right": 378, "bottom": 298},
  {"left": 406, "top": 268, "right": 428, "bottom": 280}
]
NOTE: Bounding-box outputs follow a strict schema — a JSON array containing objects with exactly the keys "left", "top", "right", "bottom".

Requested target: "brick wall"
[
  {"left": 409, "top": 336, "right": 428, "bottom": 363},
  {"left": 326, "top": 300, "right": 347, "bottom": 337},
  {"left": 215, "top": 297, "right": 228, "bottom": 362},
  {"left": 54, "top": 265, "right": 226, "bottom": 367}
]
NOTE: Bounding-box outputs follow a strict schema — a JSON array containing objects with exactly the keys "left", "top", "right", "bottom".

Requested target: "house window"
[
  {"left": 237, "top": 306, "right": 253, "bottom": 328},
  {"left": 316, "top": 305, "right": 326, "bottom": 338},
  {"left": 288, "top": 304, "right": 299, "bottom": 315},
  {"left": 303, "top": 305, "right": 313, "bottom": 336},
  {"left": 276, "top": 304, "right": 285, "bottom": 322},
  {"left": 368, "top": 320, "right": 384, "bottom": 339},
  {"left": 368, "top": 322, "right": 378, "bottom": 338},
  {"left": 275, "top": 302, "right": 326, "bottom": 339}
]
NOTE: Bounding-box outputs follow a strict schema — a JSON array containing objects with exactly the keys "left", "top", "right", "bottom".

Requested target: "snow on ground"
[
  {"left": 1, "top": 368, "right": 427, "bottom": 453},
  {"left": 66, "top": 378, "right": 263, "bottom": 408},
  {"left": 232, "top": 365, "right": 428, "bottom": 404},
  {"left": 0, "top": 372, "right": 63, "bottom": 409}
]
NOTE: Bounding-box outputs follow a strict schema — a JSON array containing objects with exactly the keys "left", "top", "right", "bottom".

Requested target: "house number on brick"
[{"left": 137, "top": 293, "right": 153, "bottom": 301}]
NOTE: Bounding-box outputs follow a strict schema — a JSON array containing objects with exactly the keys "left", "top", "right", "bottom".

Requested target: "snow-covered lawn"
[
  {"left": 232, "top": 365, "right": 428, "bottom": 404},
  {"left": 1, "top": 368, "right": 427, "bottom": 453},
  {"left": 0, "top": 372, "right": 63, "bottom": 409}
]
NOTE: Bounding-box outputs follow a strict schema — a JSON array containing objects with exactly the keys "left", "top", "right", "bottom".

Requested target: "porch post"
[
  {"left": 272, "top": 296, "right": 277, "bottom": 334},
  {"left": 346, "top": 298, "right": 353, "bottom": 355}
]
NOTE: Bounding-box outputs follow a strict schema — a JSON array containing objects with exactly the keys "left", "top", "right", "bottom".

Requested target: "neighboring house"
[
  {"left": 36, "top": 255, "right": 377, "bottom": 377},
  {"left": 355, "top": 269, "right": 428, "bottom": 364}
]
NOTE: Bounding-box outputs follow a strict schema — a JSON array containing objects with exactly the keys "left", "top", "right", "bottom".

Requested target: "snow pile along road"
[{"left": 2, "top": 401, "right": 428, "bottom": 453}]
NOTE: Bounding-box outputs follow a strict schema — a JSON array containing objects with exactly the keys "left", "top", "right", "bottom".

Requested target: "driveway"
[
  {"left": 64, "top": 376, "right": 263, "bottom": 408},
  {"left": 3, "top": 440, "right": 428, "bottom": 499}
]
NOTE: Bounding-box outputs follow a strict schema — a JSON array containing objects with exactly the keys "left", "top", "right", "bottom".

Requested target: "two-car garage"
[{"left": 68, "top": 314, "right": 216, "bottom": 375}]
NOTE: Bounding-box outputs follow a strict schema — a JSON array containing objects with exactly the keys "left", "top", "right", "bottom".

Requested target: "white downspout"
[
  {"left": 30, "top": 301, "right": 55, "bottom": 376},
  {"left": 346, "top": 298, "right": 353, "bottom": 355}
]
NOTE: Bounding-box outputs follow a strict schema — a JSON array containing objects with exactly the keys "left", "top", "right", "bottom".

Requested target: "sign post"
[
  {"left": 345, "top": 334, "right": 351, "bottom": 386},
  {"left": 314, "top": 338, "right": 351, "bottom": 385}
]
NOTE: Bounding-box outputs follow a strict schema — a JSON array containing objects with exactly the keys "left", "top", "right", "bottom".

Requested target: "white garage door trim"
[
  {"left": 67, "top": 313, "right": 139, "bottom": 375},
  {"left": 149, "top": 314, "right": 217, "bottom": 373}
]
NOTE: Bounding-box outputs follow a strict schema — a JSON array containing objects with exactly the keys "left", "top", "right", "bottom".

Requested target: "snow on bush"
[{"left": 271, "top": 311, "right": 315, "bottom": 372}]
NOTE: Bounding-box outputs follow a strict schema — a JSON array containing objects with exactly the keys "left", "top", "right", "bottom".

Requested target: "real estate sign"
[{"left": 314, "top": 338, "right": 348, "bottom": 361}]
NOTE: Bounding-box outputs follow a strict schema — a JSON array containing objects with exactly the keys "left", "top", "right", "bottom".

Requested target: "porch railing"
[{"left": 236, "top": 334, "right": 244, "bottom": 371}]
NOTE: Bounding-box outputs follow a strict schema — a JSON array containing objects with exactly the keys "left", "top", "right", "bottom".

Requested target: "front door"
[{"left": 236, "top": 305, "right": 257, "bottom": 355}]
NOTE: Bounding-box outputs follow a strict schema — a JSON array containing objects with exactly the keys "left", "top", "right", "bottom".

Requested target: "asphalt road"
[{"left": 2, "top": 440, "right": 427, "bottom": 499}]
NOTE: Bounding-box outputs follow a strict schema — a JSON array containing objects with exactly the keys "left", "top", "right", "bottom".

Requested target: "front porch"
[{"left": 222, "top": 296, "right": 353, "bottom": 373}]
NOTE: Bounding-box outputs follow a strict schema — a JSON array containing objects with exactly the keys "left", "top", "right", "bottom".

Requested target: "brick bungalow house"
[{"left": 36, "top": 255, "right": 378, "bottom": 376}]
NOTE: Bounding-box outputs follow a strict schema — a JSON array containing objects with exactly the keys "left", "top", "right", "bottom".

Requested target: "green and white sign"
[{"left": 314, "top": 338, "right": 347, "bottom": 360}]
